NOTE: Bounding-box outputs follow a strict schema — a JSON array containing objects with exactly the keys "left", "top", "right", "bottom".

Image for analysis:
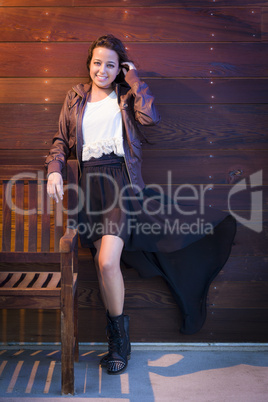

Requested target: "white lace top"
[{"left": 82, "top": 91, "right": 124, "bottom": 161}]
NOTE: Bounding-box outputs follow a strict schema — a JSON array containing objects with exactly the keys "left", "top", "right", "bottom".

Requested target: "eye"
[
  {"left": 94, "top": 61, "right": 101, "bottom": 66},
  {"left": 107, "top": 64, "right": 115, "bottom": 68}
]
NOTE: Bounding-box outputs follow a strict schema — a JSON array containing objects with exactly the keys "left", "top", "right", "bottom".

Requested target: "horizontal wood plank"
[
  {"left": 77, "top": 280, "right": 268, "bottom": 310},
  {"left": 217, "top": 256, "right": 268, "bottom": 281},
  {"left": 2, "top": 254, "right": 268, "bottom": 283},
  {"left": 123, "top": 307, "right": 268, "bottom": 342},
  {"left": 262, "top": 8, "right": 268, "bottom": 41},
  {"left": 0, "top": 212, "right": 267, "bottom": 258},
  {"left": 0, "top": 43, "right": 267, "bottom": 78},
  {"left": 0, "top": 0, "right": 73, "bottom": 5},
  {"left": 77, "top": 254, "right": 268, "bottom": 282},
  {"left": 0, "top": 252, "right": 60, "bottom": 263},
  {"left": 1, "top": 1, "right": 268, "bottom": 6},
  {"left": 1, "top": 103, "right": 267, "bottom": 150},
  {"left": 0, "top": 150, "right": 267, "bottom": 184},
  {"left": 140, "top": 150, "right": 268, "bottom": 185},
  {"left": 0, "top": 7, "right": 261, "bottom": 42},
  {"left": 145, "top": 104, "right": 268, "bottom": 150},
  {"left": 0, "top": 295, "right": 60, "bottom": 309},
  {"left": 1, "top": 307, "right": 267, "bottom": 343},
  {"left": 1, "top": 78, "right": 268, "bottom": 104}
]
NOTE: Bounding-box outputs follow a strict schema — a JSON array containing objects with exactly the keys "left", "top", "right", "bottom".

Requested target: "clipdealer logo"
[
  {"left": 228, "top": 170, "right": 263, "bottom": 233},
  {"left": 4, "top": 169, "right": 264, "bottom": 234}
]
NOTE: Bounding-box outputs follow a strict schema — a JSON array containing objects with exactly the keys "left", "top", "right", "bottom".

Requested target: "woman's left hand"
[{"left": 121, "top": 62, "right": 136, "bottom": 76}]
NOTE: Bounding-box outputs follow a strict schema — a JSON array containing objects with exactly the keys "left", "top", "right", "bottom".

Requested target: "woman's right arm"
[{"left": 45, "top": 91, "right": 73, "bottom": 202}]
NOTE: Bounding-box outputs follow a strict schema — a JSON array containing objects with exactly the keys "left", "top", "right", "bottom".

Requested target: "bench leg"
[
  {"left": 61, "top": 253, "right": 75, "bottom": 395},
  {"left": 74, "top": 287, "right": 79, "bottom": 363}
]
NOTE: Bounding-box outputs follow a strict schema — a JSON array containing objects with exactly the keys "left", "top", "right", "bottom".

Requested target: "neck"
[{"left": 89, "top": 83, "right": 114, "bottom": 102}]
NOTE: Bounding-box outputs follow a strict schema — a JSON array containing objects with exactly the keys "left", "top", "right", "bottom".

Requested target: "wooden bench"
[{"left": 0, "top": 160, "right": 79, "bottom": 395}]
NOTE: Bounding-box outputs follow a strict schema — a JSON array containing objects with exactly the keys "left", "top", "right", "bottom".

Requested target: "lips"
[{"left": 96, "top": 75, "right": 107, "bottom": 81}]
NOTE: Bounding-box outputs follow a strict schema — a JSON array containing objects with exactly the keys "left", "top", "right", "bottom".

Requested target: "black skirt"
[{"left": 77, "top": 153, "right": 236, "bottom": 334}]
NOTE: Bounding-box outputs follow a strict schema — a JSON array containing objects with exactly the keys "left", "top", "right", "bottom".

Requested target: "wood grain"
[
  {"left": 1, "top": 78, "right": 268, "bottom": 104},
  {"left": 1, "top": 1, "right": 268, "bottom": 6},
  {"left": 78, "top": 254, "right": 268, "bottom": 282},
  {"left": 0, "top": 0, "right": 267, "bottom": 345},
  {"left": 0, "top": 149, "right": 267, "bottom": 185},
  {"left": 0, "top": 7, "right": 261, "bottom": 42},
  {"left": 1, "top": 307, "right": 267, "bottom": 343},
  {"left": 76, "top": 280, "right": 268, "bottom": 310},
  {"left": 141, "top": 150, "right": 267, "bottom": 185},
  {"left": 14, "top": 181, "right": 24, "bottom": 252},
  {"left": 0, "top": 43, "right": 267, "bottom": 77},
  {"left": 1, "top": 103, "right": 268, "bottom": 150}
]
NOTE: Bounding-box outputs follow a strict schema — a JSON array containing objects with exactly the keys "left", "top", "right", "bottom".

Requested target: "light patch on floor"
[
  {"left": 0, "top": 399, "right": 130, "bottom": 402},
  {"left": 148, "top": 353, "right": 184, "bottom": 367},
  {"left": 0, "top": 347, "right": 268, "bottom": 400},
  {"left": 149, "top": 364, "right": 268, "bottom": 402}
]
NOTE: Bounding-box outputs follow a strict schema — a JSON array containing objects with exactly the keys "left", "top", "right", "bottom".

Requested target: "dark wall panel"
[
  {"left": 1, "top": 1, "right": 268, "bottom": 6},
  {"left": 1, "top": 78, "right": 268, "bottom": 104},
  {"left": 1, "top": 43, "right": 268, "bottom": 77},
  {"left": 1, "top": 104, "right": 268, "bottom": 150},
  {"left": 0, "top": 7, "right": 261, "bottom": 42},
  {"left": 0, "top": 0, "right": 267, "bottom": 343}
]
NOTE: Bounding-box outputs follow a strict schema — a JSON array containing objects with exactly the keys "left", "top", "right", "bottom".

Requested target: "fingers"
[
  {"left": 56, "top": 183, "right": 64, "bottom": 201},
  {"left": 48, "top": 184, "right": 63, "bottom": 203},
  {"left": 47, "top": 173, "right": 64, "bottom": 203},
  {"left": 121, "top": 62, "right": 136, "bottom": 70},
  {"left": 121, "top": 62, "right": 136, "bottom": 75}
]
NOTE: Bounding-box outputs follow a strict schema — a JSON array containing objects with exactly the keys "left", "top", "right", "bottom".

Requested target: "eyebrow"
[{"left": 93, "top": 58, "right": 116, "bottom": 64}]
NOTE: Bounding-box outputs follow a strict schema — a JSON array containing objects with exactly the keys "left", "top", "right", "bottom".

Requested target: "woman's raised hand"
[
  {"left": 121, "top": 62, "right": 136, "bottom": 76},
  {"left": 47, "top": 172, "right": 64, "bottom": 203}
]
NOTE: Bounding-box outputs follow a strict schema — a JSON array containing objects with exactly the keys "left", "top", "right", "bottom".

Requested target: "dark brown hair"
[{"left": 86, "top": 34, "right": 132, "bottom": 83}]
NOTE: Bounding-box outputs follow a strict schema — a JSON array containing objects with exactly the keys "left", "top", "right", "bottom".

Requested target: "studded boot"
[{"left": 100, "top": 311, "right": 131, "bottom": 374}]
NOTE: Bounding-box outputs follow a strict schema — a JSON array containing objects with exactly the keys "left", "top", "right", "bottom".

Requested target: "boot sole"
[
  {"left": 107, "top": 360, "right": 129, "bottom": 375},
  {"left": 100, "top": 353, "right": 131, "bottom": 368}
]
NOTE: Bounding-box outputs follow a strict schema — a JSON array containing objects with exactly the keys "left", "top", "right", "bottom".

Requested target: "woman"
[{"left": 45, "top": 34, "right": 236, "bottom": 375}]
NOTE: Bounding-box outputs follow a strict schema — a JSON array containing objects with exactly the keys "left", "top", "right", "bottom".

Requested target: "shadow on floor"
[{"left": 0, "top": 345, "right": 268, "bottom": 401}]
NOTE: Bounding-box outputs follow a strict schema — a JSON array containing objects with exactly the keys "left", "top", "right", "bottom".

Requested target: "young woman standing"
[{"left": 46, "top": 34, "right": 236, "bottom": 375}]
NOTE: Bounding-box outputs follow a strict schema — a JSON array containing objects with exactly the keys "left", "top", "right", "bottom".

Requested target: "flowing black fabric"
[{"left": 77, "top": 153, "right": 236, "bottom": 334}]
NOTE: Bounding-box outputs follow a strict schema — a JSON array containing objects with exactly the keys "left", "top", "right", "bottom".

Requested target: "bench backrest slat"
[
  {"left": 15, "top": 181, "right": 24, "bottom": 252},
  {"left": 41, "top": 185, "right": 51, "bottom": 252},
  {"left": 54, "top": 199, "right": 63, "bottom": 252},
  {"left": 2, "top": 181, "right": 12, "bottom": 252},
  {"left": 28, "top": 181, "right": 38, "bottom": 252},
  {"left": 1, "top": 160, "right": 78, "bottom": 254}
]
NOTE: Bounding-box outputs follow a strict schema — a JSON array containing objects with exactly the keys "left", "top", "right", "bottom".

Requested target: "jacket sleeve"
[
  {"left": 44, "top": 90, "right": 73, "bottom": 176},
  {"left": 124, "top": 69, "right": 160, "bottom": 126}
]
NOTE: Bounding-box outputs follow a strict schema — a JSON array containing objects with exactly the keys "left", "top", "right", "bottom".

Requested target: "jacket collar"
[
  {"left": 72, "top": 82, "right": 91, "bottom": 98},
  {"left": 72, "top": 80, "right": 130, "bottom": 101}
]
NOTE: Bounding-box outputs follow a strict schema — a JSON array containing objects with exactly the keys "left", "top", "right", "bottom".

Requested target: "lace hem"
[{"left": 82, "top": 137, "right": 125, "bottom": 161}]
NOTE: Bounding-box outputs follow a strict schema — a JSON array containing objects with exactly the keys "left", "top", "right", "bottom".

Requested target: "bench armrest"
[{"left": 60, "top": 228, "right": 78, "bottom": 253}]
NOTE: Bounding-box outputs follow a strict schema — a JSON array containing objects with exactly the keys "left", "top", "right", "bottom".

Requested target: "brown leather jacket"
[{"left": 45, "top": 69, "right": 160, "bottom": 193}]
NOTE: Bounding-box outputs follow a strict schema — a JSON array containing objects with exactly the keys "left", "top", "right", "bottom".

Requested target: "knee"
[{"left": 98, "top": 257, "right": 119, "bottom": 278}]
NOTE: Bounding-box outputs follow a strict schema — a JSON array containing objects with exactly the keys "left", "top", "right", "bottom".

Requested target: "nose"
[{"left": 99, "top": 63, "right": 106, "bottom": 75}]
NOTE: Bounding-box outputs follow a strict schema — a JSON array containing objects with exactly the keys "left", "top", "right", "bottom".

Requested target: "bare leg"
[
  {"left": 93, "top": 235, "right": 124, "bottom": 316},
  {"left": 93, "top": 240, "right": 108, "bottom": 310}
]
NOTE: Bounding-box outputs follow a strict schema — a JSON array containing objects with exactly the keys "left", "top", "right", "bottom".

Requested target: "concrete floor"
[{"left": 0, "top": 343, "right": 268, "bottom": 401}]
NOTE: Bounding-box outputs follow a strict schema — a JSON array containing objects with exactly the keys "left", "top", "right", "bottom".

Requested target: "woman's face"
[{"left": 89, "top": 47, "right": 120, "bottom": 89}]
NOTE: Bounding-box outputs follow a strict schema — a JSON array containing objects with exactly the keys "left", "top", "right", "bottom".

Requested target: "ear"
[{"left": 117, "top": 67, "right": 121, "bottom": 76}]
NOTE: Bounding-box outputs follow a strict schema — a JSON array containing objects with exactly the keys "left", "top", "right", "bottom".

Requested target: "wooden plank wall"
[{"left": 0, "top": 0, "right": 268, "bottom": 343}]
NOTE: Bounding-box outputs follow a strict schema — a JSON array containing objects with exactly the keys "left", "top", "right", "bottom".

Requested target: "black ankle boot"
[{"left": 100, "top": 311, "right": 131, "bottom": 375}]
